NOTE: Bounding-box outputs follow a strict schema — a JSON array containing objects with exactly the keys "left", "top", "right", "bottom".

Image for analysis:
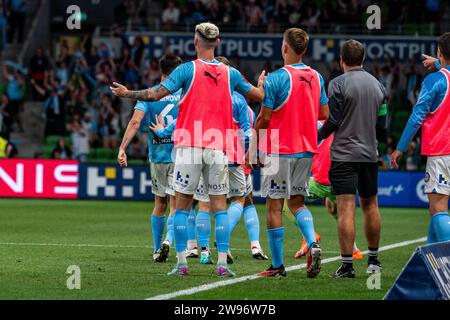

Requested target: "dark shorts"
[{"left": 329, "top": 161, "right": 378, "bottom": 198}]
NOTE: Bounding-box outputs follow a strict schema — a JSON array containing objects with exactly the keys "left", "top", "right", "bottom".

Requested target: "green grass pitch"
[{"left": 0, "top": 199, "right": 428, "bottom": 300}]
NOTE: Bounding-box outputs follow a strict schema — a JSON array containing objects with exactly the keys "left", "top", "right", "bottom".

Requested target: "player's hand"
[
  {"left": 244, "top": 151, "right": 253, "bottom": 170},
  {"left": 257, "top": 70, "right": 266, "bottom": 89},
  {"left": 422, "top": 54, "right": 438, "bottom": 71},
  {"left": 118, "top": 149, "right": 128, "bottom": 167},
  {"left": 149, "top": 115, "right": 165, "bottom": 134},
  {"left": 110, "top": 82, "right": 129, "bottom": 97},
  {"left": 390, "top": 149, "right": 403, "bottom": 169}
]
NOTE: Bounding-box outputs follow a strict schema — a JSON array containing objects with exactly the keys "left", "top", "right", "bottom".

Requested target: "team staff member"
[
  {"left": 319, "top": 40, "right": 387, "bottom": 278},
  {"left": 391, "top": 33, "right": 450, "bottom": 244}
]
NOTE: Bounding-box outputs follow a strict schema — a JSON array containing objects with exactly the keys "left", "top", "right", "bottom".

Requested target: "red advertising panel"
[{"left": 0, "top": 159, "right": 79, "bottom": 199}]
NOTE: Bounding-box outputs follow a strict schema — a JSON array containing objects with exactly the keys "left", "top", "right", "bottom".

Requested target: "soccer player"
[
  {"left": 250, "top": 28, "right": 329, "bottom": 278},
  {"left": 111, "top": 22, "right": 265, "bottom": 277},
  {"left": 117, "top": 54, "right": 182, "bottom": 263},
  {"left": 391, "top": 33, "right": 450, "bottom": 244},
  {"left": 295, "top": 121, "right": 364, "bottom": 260},
  {"left": 319, "top": 40, "right": 387, "bottom": 278},
  {"left": 215, "top": 56, "right": 268, "bottom": 261}
]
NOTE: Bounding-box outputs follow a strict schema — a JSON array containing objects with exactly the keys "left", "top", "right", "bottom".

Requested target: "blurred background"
[{"left": 0, "top": 0, "right": 447, "bottom": 172}]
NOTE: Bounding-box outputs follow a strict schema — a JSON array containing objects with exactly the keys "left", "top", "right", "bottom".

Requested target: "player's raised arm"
[{"left": 110, "top": 82, "right": 171, "bottom": 102}]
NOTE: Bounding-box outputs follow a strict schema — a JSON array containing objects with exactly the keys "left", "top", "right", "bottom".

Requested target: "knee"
[
  {"left": 154, "top": 197, "right": 168, "bottom": 214},
  {"left": 360, "top": 197, "right": 378, "bottom": 212}
]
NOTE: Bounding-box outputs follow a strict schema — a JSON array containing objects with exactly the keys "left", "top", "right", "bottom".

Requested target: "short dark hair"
[
  {"left": 438, "top": 32, "right": 450, "bottom": 61},
  {"left": 340, "top": 39, "right": 365, "bottom": 66},
  {"left": 216, "top": 56, "right": 231, "bottom": 66},
  {"left": 283, "top": 28, "right": 309, "bottom": 55},
  {"left": 159, "top": 54, "right": 182, "bottom": 76}
]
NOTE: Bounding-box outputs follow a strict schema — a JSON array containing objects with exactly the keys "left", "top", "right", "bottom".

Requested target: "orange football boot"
[{"left": 294, "top": 232, "right": 321, "bottom": 259}]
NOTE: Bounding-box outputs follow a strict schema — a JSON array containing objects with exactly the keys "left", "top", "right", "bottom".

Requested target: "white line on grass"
[
  {"left": 0, "top": 241, "right": 341, "bottom": 254},
  {"left": 146, "top": 236, "right": 427, "bottom": 300}
]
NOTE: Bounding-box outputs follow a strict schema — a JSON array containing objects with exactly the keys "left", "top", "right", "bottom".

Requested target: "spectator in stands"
[
  {"left": 382, "top": 146, "right": 394, "bottom": 171},
  {"left": 70, "top": 116, "right": 89, "bottom": 162},
  {"left": 97, "top": 94, "right": 120, "bottom": 149},
  {"left": 405, "top": 141, "right": 420, "bottom": 171},
  {"left": 0, "top": 133, "right": 15, "bottom": 158},
  {"left": 81, "top": 111, "right": 99, "bottom": 148},
  {"left": 162, "top": 1, "right": 180, "bottom": 31},
  {"left": 2, "top": 65, "right": 24, "bottom": 132},
  {"left": 404, "top": 63, "right": 422, "bottom": 110},
  {"left": 245, "top": 0, "right": 263, "bottom": 32},
  {"left": 51, "top": 137, "right": 72, "bottom": 160},
  {"left": 144, "top": 58, "right": 162, "bottom": 87},
  {"left": 7, "top": 0, "right": 27, "bottom": 44},
  {"left": 0, "top": 0, "right": 7, "bottom": 52},
  {"left": 123, "top": 58, "right": 140, "bottom": 89},
  {"left": 0, "top": 93, "right": 11, "bottom": 138},
  {"left": 29, "top": 48, "right": 50, "bottom": 101},
  {"left": 30, "top": 77, "right": 66, "bottom": 136}
]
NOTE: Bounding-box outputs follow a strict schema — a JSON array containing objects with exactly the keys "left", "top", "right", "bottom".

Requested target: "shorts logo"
[
  {"left": 208, "top": 183, "right": 227, "bottom": 191},
  {"left": 438, "top": 174, "right": 449, "bottom": 185},
  {"left": 424, "top": 172, "right": 430, "bottom": 183},
  {"left": 270, "top": 179, "right": 286, "bottom": 191},
  {"left": 175, "top": 171, "right": 190, "bottom": 186}
]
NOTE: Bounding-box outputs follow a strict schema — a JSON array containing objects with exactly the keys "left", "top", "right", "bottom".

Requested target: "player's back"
[
  {"left": 260, "top": 65, "right": 322, "bottom": 155},
  {"left": 329, "top": 69, "right": 386, "bottom": 162}
]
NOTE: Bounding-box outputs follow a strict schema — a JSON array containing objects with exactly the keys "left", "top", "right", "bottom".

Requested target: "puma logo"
[
  {"left": 204, "top": 71, "right": 221, "bottom": 86},
  {"left": 300, "top": 76, "right": 313, "bottom": 89}
]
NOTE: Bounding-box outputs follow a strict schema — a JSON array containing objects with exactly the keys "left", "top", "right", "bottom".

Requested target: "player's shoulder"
[
  {"left": 265, "top": 68, "right": 289, "bottom": 86},
  {"left": 423, "top": 69, "right": 447, "bottom": 89}
]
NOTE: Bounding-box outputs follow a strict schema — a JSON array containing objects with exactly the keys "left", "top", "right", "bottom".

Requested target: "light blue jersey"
[
  {"left": 135, "top": 88, "right": 181, "bottom": 163},
  {"left": 397, "top": 64, "right": 450, "bottom": 152},
  {"left": 262, "top": 63, "right": 329, "bottom": 158},
  {"left": 160, "top": 58, "right": 252, "bottom": 97}
]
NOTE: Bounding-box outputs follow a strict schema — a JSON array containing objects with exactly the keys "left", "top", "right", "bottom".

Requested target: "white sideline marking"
[
  {"left": 146, "top": 237, "right": 427, "bottom": 300},
  {"left": 0, "top": 242, "right": 340, "bottom": 254}
]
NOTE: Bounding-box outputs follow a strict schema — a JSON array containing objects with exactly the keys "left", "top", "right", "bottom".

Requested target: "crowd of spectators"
[
  {"left": 159, "top": 0, "right": 445, "bottom": 34},
  {"left": 18, "top": 35, "right": 154, "bottom": 162}
]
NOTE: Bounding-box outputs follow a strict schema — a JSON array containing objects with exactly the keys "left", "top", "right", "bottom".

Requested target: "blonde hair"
[{"left": 195, "top": 22, "right": 220, "bottom": 41}]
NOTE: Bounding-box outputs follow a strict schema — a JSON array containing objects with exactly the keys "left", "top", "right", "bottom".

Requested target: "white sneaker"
[
  {"left": 186, "top": 247, "right": 199, "bottom": 258},
  {"left": 252, "top": 246, "right": 269, "bottom": 260}
]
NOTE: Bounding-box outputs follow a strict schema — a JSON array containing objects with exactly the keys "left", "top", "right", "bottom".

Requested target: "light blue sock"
[
  {"left": 432, "top": 212, "right": 450, "bottom": 242},
  {"left": 174, "top": 210, "right": 189, "bottom": 253},
  {"left": 244, "top": 205, "right": 260, "bottom": 242},
  {"left": 196, "top": 210, "right": 211, "bottom": 248},
  {"left": 427, "top": 219, "right": 438, "bottom": 244},
  {"left": 151, "top": 214, "right": 165, "bottom": 252},
  {"left": 164, "top": 215, "right": 174, "bottom": 245},
  {"left": 295, "top": 208, "right": 316, "bottom": 248},
  {"left": 187, "top": 208, "right": 196, "bottom": 241},
  {"left": 267, "top": 227, "right": 284, "bottom": 268},
  {"left": 228, "top": 202, "right": 243, "bottom": 236},
  {"left": 214, "top": 211, "right": 230, "bottom": 253}
]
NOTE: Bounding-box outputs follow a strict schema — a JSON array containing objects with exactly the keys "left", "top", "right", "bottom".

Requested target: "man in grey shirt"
[{"left": 318, "top": 39, "right": 387, "bottom": 278}]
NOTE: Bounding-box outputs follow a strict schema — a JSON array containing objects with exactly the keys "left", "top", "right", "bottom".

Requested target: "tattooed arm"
[
  {"left": 118, "top": 109, "right": 145, "bottom": 167},
  {"left": 110, "top": 82, "right": 171, "bottom": 101}
]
